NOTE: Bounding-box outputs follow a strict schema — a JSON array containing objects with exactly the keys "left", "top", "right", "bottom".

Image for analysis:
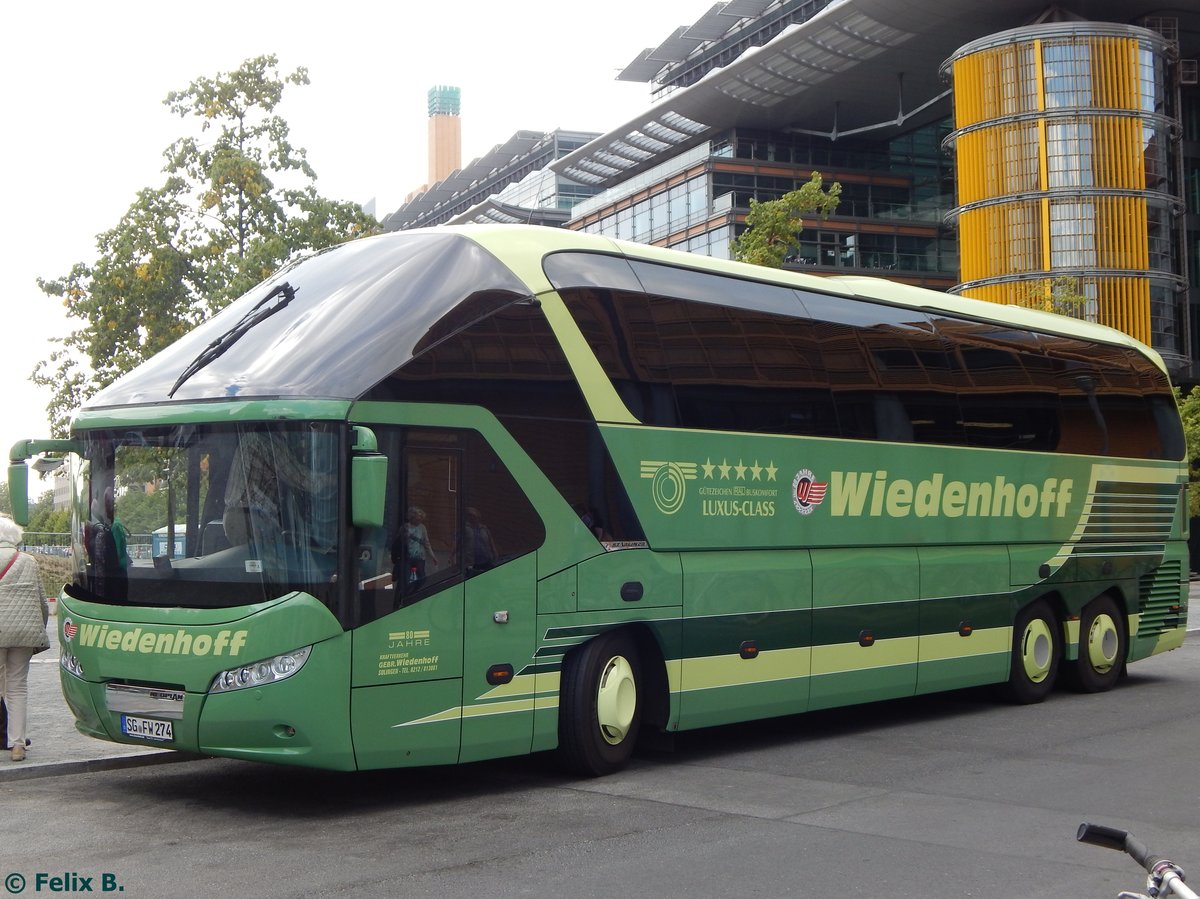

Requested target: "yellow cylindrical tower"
[{"left": 943, "top": 23, "right": 1184, "bottom": 361}]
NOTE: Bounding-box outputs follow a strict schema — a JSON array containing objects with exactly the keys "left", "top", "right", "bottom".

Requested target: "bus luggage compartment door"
[{"left": 809, "top": 547, "right": 919, "bottom": 710}]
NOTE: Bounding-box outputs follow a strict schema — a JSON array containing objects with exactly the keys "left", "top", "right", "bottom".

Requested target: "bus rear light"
[{"left": 210, "top": 646, "right": 312, "bottom": 694}]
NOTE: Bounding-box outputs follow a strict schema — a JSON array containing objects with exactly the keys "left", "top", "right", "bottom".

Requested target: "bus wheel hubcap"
[
  {"left": 596, "top": 655, "right": 636, "bottom": 745},
  {"left": 1021, "top": 619, "right": 1054, "bottom": 683},
  {"left": 1087, "top": 613, "right": 1120, "bottom": 673}
]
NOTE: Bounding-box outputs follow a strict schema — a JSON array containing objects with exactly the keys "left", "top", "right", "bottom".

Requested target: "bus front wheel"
[
  {"left": 1068, "top": 594, "right": 1126, "bottom": 693},
  {"left": 1007, "top": 600, "right": 1060, "bottom": 704},
  {"left": 558, "top": 632, "right": 642, "bottom": 777}
]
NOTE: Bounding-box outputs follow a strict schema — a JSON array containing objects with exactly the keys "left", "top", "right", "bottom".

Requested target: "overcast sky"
[{"left": 3, "top": 0, "right": 706, "bottom": 488}]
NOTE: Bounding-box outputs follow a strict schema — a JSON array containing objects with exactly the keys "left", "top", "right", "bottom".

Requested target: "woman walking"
[{"left": 0, "top": 516, "right": 49, "bottom": 761}]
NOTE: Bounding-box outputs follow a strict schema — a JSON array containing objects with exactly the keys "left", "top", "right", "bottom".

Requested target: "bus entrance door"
[
  {"left": 349, "top": 423, "right": 546, "bottom": 769},
  {"left": 349, "top": 442, "right": 466, "bottom": 769}
]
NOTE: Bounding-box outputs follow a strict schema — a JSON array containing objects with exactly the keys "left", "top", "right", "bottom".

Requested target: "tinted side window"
[
  {"left": 363, "top": 301, "right": 645, "bottom": 549},
  {"left": 365, "top": 299, "right": 592, "bottom": 433},
  {"left": 1129, "top": 349, "right": 1186, "bottom": 461},
  {"left": 661, "top": 296, "right": 839, "bottom": 437},
  {"left": 355, "top": 427, "right": 545, "bottom": 625},
  {"left": 800, "top": 293, "right": 965, "bottom": 445},
  {"left": 627, "top": 259, "right": 804, "bottom": 317},
  {"left": 930, "top": 316, "right": 1062, "bottom": 451},
  {"left": 545, "top": 251, "right": 1183, "bottom": 459},
  {"left": 559, "top": 286, "right": 841, "bottom": 437},
  {"left": 1038, "top": 332, "right": 1182, "bottom": 459}
]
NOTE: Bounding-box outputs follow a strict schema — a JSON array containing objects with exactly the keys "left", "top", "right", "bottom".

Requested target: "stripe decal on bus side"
[
  {"left": 670, "top": 628, "right": 1012, "bottom": 696},
  {"left": 390, "top": 667, "right": 571, "bottom": 730},
  {"left": 392, "top": 672, "right": 556, "bottom": 729},
  {"left": 1152, "top": 626, "right": 1187, "bottom": 654},
  {"left": 1047, "top": 463, "right": 1181, "bottom": 572},
  {"left": 916, "top": 627, "right": 1011, "bottom": 662},
  {"left": 812, "top": 637, "right": 920, "bottom": 675},
  {"left": 675, "top": 647, "right": 810, "bottom": 693}
]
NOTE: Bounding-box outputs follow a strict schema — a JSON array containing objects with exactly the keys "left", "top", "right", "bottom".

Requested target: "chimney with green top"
[{"left": 427, "top": 85, "right": 462, "bottom": 186}]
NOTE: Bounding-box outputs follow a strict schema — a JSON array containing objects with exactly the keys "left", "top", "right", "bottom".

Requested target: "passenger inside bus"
[
  {"left": 456, "top": 507, "right": 498, "bottom": 574},
  {"left": 84, "top": 487, "right": 128, "bottom": 601},
  {"left": 390, "top": 506, "right": 438, "bottom": 590}
]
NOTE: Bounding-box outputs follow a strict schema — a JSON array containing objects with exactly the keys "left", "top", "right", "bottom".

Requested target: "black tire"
[
  {"left": 558, "top": 631, "right": 642, "bottom": 777},
  {"left": 1007, "top": 600, "right": 1061, "bottom": 704},
  {"left": 1069, "top": 594, "right": 1127, "bottom": 693}
]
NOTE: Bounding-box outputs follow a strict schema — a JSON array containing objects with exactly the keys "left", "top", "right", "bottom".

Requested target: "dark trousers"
[{"left": 1, "top": 698, "right": 6, "bottom": 750}]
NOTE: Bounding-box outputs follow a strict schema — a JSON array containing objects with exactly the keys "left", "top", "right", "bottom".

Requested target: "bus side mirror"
[
  {"left": 8, "top": 439, "right": 80, "bottom": 529},
  {"left": 7, "top": 463, "right": 29, "bottom": 526},
  {"left": 351, "top": 426, "right": 387, "bottom": 529}
]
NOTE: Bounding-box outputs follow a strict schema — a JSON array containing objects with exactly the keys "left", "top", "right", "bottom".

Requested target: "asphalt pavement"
[{"left": 5, "top": 581, "right": 1198, "bottom": 783}]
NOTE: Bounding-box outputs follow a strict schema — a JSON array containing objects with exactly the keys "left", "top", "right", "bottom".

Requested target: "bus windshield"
[{"left": 69, "top": 422, "right": 341, "bottom": 610}]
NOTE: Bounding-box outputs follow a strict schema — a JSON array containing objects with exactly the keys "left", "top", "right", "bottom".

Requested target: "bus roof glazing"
[
  {"left": 85, "top": 231, "right": 531, "bottom": 409},
  {"left": 82, "top": 225, "right": 1167, "bottom": 417}
]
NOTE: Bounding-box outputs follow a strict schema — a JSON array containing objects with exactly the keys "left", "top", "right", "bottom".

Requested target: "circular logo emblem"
[
  {"left": 792, "top": 469, "right": 827, "bottom": 516},
  {"left": 63, "top": 617, "right": 78, "bottom": 642},
  {"left": 651, "top": 462, "right": 687, "bottom": 515}
]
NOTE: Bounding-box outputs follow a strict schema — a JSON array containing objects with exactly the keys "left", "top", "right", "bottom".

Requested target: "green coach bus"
[{"left": 9, "top": 225, "right": 1189, "bottom": 776}]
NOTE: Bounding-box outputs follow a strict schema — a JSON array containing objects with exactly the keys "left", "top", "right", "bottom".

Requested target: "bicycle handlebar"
[
  {"left": 1077, "top": 823, "right": 1163, "bottom": 871},
  {"left": 1078, "top": 823, "right": 1199, "bottom": 899}
]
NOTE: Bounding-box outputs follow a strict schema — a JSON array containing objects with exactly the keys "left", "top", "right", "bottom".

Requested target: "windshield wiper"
[{"left": 168, "top": 282, "right": 297, "bottom": 397}]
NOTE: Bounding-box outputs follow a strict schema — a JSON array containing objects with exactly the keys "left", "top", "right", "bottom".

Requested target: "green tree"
[
  {"left": 730, "top": 172, "right": 841, "bottom": 268},
  {"left": 1014, "top": 275, "right": 1092, "bottom": 319},
  {"left": 35, "top": 54, "right": 379, "bottom": 435},
  {"left": 114, "top": 487, "right": 170, "bottom": 538},
  {"left": 1176, "top": 386, "right": 1200, "bottom": 517},
  {"left": 26, "top": 489, "right": 68, "bottom": 533}
]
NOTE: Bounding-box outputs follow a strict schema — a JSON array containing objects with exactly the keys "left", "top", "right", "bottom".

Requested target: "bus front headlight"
[
  {"left": 60, "top": 649, "right": 85, "bottom": 679},
  {"left": 209, "top": 646, "right": 312, "bottom": 694}
]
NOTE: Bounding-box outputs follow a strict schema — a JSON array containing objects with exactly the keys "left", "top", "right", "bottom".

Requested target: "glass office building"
[
  {"left": 553, "top": 1, "right": 1198, "bottom": 378},
  {"left": 387, "top": 1, "right": 1199, "bottom": 378},
  {"left": 383, "top": 129, "right": 599, "bottom": 231},
  {"left": 567, "top": 125, "right": 959, "bottom": 288}
]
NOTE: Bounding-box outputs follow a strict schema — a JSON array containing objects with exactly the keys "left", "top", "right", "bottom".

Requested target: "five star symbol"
[{"left": 701, "top": 457, "right": 778, "bottom": 481}]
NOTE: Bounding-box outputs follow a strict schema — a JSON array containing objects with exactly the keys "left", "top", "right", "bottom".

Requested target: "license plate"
[{"left": 121, "top": 715, "right": 173, "bottom": 742}]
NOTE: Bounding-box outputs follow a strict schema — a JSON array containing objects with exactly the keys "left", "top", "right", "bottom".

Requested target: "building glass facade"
[
  {"left": 384, "top": 130, "right": 599, "bottom": 232},
  {"left": 570, "top": 125, "right": 960, "bottom": 290},
  {"left": 387, "top": 3, "right": 1198, "bottom": 379}
]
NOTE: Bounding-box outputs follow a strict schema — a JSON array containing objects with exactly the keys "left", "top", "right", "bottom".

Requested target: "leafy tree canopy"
[
  {"left": 1013, "top": 275, "right": 1092, "bottom": 319},
  {"left": 730, "top": 172, "right": 841, "bottom": 268},
  {"left": 35, "top": 54, "right": 379, "bottom": 435},
  {"left": 1176, "top": 387, "right": 1200, "bottom": 517},
  {"left": 26, "top": 489, "right": 69, "bottom": 534}
]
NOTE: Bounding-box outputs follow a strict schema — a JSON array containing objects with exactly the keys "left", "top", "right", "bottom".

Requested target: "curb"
[{"left": 0, "top": 750, "right": 205, "bottom": 784}]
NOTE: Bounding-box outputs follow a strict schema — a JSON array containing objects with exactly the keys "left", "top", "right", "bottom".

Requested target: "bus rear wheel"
[
  {"left": 1068, "top": 594, "right": 1126, "bottom": 693},
  {"left": 558, "top": 631, "right": 642, "bottom": 777},
  {"left": 1007, "top": 600, "right": 1060, "bottom": 704}
]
